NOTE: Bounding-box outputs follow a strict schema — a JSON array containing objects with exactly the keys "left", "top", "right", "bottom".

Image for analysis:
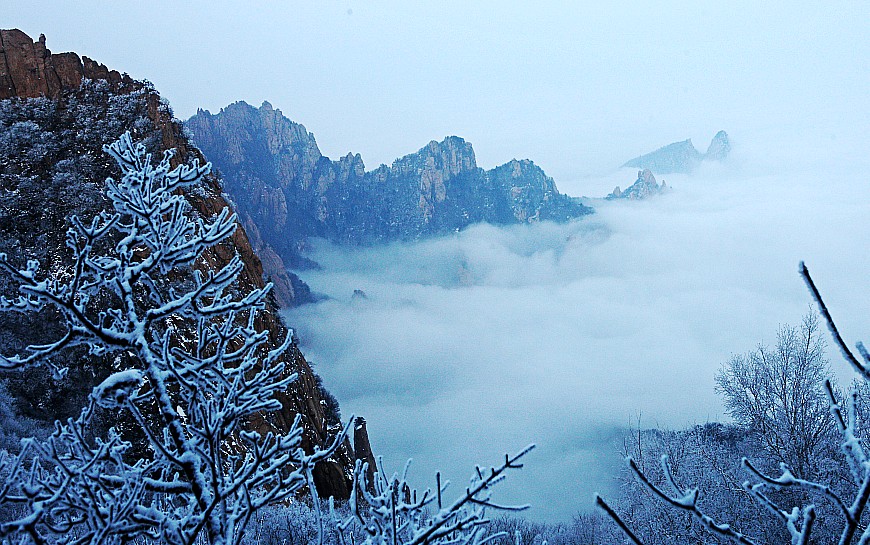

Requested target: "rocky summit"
[
  {"left": 622, "top": 131, "right": 731, "bottom": 174},
  {"left": 186, "top": 101, "right": 591, "bottom": 270},
  {"left": 607, "top": 169, "right": 668, "bottom": 200},
  {"left": 704, "top": 130, "right": 731, "bottom": 161},
  {"left": 0, "top": 29, "right": 133, "bottom": 100}
]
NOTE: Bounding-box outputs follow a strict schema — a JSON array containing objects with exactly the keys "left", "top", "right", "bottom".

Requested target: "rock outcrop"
[
  {"left": 705, "top": 130, "right": 731, "bottom": 161},
  {"left": 622, "top": 131, "right": 731, "bottom": 174},
  {"left": 607, "top": 169, "right": 668, "bottom": 200},
  {"left": 0, "top": 30, "right": 352, "bottom": 498},
  {"left": 0, "top": 29, "right": 308, "bottom": 308},
  {"left": 186, "top": 101, "right": 591, "bottom": 270},
  {"left": 0, "top": 29, "right": 133, "bottom": 100},
  {"left": 353, "top": 417, "right": 377, "bottom": 492}
]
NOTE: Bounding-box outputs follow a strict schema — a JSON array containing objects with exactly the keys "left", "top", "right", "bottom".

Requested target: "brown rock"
[
  {"left": 0, "top": 29, "right": 133, "bottom": 100},
  {"left": 353, "top": 417, "right": 377, "bottom": 492},
  {"left": 143, "top": 69, "right": 353, "bottom": 500}
]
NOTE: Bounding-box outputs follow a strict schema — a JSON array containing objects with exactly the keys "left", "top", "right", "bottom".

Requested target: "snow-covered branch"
[
  {"left": 597, "top": 265, "right": 870, "bottom": 545},
  {"left": 0, "top": 133, "right": 343, "bottom": 545},
  {"left": 331, "top": 445, "right": 535, "bottom": 545}
]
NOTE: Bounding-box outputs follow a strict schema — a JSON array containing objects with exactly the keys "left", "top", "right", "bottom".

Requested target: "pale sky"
[{"left": 4, "top": 1, "right": 868, "bottom": 184}]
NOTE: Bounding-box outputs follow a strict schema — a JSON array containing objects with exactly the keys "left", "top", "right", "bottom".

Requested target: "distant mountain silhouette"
[
  {"left": 622, "top": 131, "right": 730, "bottom": 174},
  {"left": 607, "top": 169, "right": 668, "bottom": 200}
]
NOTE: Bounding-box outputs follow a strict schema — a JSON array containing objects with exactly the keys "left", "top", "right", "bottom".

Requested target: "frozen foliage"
[
  {"left": 0, "top": 133, "right": 345, "bottom": 545},
  {"left": 597, "top": 264, "right": 870, "bottom": 545},
  {"left": 240, "top": 501, "right": 616, "bottom": 545},
  {"left": 605, "top": 423, "right": 789, "bottom": 544},
  {"left": 0, "top": 81, "right": 166, "bottom": 428},
  {"left": 0, "top": 132, "right": 533, "bottom": 545},
  {"left": 329, "top": 446, "right": 535, "bottom": 545},
  {"left": 716, "top": 313, "right": 837, "bottom": 481}
]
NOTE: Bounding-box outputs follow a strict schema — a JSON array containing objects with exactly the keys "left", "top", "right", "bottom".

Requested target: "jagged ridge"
[
  {"left": 607, "top": 169, "right": 668, "bottom": 200},
  {"left": 186, "top": 101, "right": 592, "bottom": 269},
  {"left": 622, "top": 130, "right": 731, "bottom": 174}
]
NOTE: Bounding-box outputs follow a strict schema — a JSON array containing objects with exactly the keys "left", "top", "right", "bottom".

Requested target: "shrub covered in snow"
[{"left": 0, "top": 133, "right": 345, "bottom": 545}]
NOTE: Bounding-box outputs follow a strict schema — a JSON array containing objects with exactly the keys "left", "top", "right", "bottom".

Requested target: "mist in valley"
[{"left": 285, "top": 128, "right": 870, "bottom": 520}]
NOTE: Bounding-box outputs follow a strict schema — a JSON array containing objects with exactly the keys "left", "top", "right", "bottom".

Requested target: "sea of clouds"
[{"left": 284, "top": 127, "right": 870, "bottom": 521}]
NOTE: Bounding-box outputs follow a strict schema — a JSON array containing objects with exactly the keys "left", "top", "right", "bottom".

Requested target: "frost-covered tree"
[
  {"left": 0, "top": 82, "right": 170, "bottom": 430},
  {"left": 0, "top": 132, "right": 532, "bottom": 545},
  {"left": 597, "top": 264, "right": 870, "bottom": 545},
  {"left": 0, "top": 133, "right": 344, "bottom": 545},
  {"left": 612, "top": 422, "right": 790, "bottom": 544},
  {"left": 716, "top": 312, "right": 837, "bottom": 481},
  {"left": 329, "top": 447, "right": 535, "bottom": 545}
]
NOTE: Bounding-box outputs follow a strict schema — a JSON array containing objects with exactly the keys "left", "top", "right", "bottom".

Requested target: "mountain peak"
[
  {"left": 425, "top": 135, "right": 473, "bottom": 155},
  {"left": 405, "top": 136, "right": 478, "bottom": 178},
  {"left": 621, "top": 131, "right": 731, "bottom": 174},
  {"left": 705, "top": 130, "right": 731, "bottom": 161},
  {"left": 0, "top": 28, "right": 135, "bottom": 100},
  {"left": 607, "top": 169, "right": 668, "bottom": 200},
  {"left": 187, "top": 102, "right": 591, "bottom": 248}
]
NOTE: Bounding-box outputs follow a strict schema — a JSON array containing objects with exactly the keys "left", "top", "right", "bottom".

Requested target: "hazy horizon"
[{"left": 4, "top": 1, "right": 868, "bottom": 183}]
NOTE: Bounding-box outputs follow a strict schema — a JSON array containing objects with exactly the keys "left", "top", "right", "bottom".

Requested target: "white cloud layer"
[{"left": 285, "top": 128, "right": 870, "bottom": 521}]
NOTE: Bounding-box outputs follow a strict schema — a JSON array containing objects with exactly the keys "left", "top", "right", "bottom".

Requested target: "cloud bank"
[{"left": 284, "top": 129, "right": 870, "bottom": 521}]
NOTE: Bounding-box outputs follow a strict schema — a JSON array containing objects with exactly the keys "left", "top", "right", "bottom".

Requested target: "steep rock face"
[
  {"left": 0, "top": 30, "right": 352, "bottom": 498},
  {"left": 353, "top": 417, "right": 377, "bottom": 492},
  {"left": 0, "top": 29, "right": 308, "bottom": 308},
  {"left": 0, "top": 29, "right": 132, "bottom": 100},
  {"left": 186, "top": 101, "right": 591, "bottom": 268},
  {"left": 607, "top": 169, "right": 668, "bottom": 200},
  {"left": 622, "top": 131, "right": 731, "bottom": 174},
  {"left": 705, "top": 130, "right": 731, "bottom": 161}
]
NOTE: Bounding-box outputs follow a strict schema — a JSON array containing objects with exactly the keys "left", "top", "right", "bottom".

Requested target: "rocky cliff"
[
  {"left": 0, "top": 29, "right": 133, "bottom": 100},
  {"left": 186, "top": 101, "right": 591, "bottom": 269},
  {"left": 704, "top": 130, "right": 731, "bottom": 161},
  {"left": 607, "top": 169, "right": 668, "bottom": 200},
  {"left": 0, "top": 30, "right": 360, "bottom": 499},
  {"left": 622, "top": 131, "right": 731, "bottom": 174}
]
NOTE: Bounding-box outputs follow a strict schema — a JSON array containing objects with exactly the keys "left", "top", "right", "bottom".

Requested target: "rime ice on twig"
[
  {"left": 597, "top": 264, "right": 870, "bottom": 545},
  {"left": 0, "top": 133, "right": 346, "bottom": 545},
  {"left": 330, "top": 445, "right": 535, "bottom": 545}
]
